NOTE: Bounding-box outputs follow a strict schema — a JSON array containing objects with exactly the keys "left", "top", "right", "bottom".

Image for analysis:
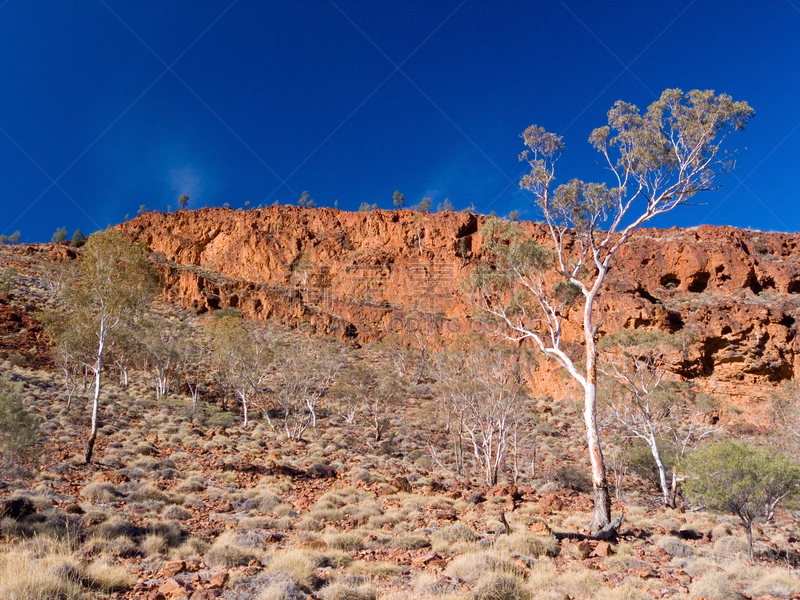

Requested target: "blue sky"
[{"left": 2, "top": 1, "right": 799, "bottom": 242}]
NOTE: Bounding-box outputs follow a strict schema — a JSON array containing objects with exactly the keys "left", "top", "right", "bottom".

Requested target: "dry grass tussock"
[
  {"left": 3, "top": 245, "right": 800, "bottom": 599},
  {"left": 0, "top": 536, "right": 134, "bottom": 600}
]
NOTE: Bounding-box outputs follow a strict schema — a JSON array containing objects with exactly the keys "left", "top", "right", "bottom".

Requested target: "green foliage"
[
  {"left": 417, "top": 197, "right": 432, "bottom": 213},
  {"left": 213, "top": 306, "right": 243, "bottom": 319},
  {"left": 0, "top": 235, "right": 6, "bottom": 245},
  {"left": 555, "top": 465, "right": 592, "bottom": 492},
  {"left": 0, "top": 378, "right": 41, "bottom": 476},
  {"left": 521, "top": 89, "right": 754, "bottom": 234},
  {"left": 0, "top": 267, "right": 16, "bottom": 298},
  {"left": 597, "top": 328, "right": 693, "bottom": 352},
  {"left": 44, "top": 229, "right": 161, "bottom": 462},
  {"left": 137, "top": 204, "right": 148, "bottom": 216},
  {"left": 178, "top": 194, "right": 189, "bottom": 209},
  {"left": 8, "top": 231, "right": 20, "bottom": 244},
  {"left": 51, "top": 227, "right": 68, "bottom": 243},
  {"left": 628, "top": 437, "right": 676, "bottom": 490},
  {"left": 297, "top": 191, "right": 316, "bottom": 208},
  {"left": 392, "top": 190, "right": 405, "bottom": 208},
  {"left": 437, "top": 198, "right": 454, "bottom": 212},
  {"left": 358, "top": 202, "right": 371, "bottom": 212},
  {"left": 682, "top": 440, "right": 800, "bottom": 559},
  {"left": 70, "top": 229, "right": 86, "bottom": 247},
  {"left": 508, "top": 209, "right": 520, "bottom": 222},
  {"left": 469, "top": 217, "right": 555, "bottom": 304}
]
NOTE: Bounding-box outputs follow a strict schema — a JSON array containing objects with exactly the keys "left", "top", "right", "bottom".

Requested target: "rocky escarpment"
[{"left": 119, "top": 207, "right": 800, "bottom": 407}]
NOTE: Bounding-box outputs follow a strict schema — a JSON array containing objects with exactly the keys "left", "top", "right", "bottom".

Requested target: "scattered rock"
[
  {"left": 96, "top": 470, "right": 129, "bottom": 484},
  {"left": 592, "top": 541, "right": 611, "bottom": 557},
  {"left": 411, "top": 551, "right": 442, "bottom": 566},
  {"left": 158, "top": 560, "right": 186, "bottom": 578},
  {"left": 539, "top": 493, "right": 563, "bottom": 513},
  {"left": 208, "top": 572, "right": 229, "bottom": 589}
]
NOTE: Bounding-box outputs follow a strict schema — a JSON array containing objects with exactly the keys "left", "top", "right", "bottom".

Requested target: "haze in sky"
[{"left": 1, "top": 1, "right": 799, "bottom": 242}]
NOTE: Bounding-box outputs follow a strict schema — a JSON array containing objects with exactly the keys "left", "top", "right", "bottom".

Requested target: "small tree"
[
  {"left": 141, "top": 316, "right": 187, "bottom": 401},
  {"left": 178, "top": 194, "right": 189, "bottom": 209},
  {"left": 437, "top": 198, "right": 455, "bottom": 212},
  {"left": 52, "top": 227, "right": 68, "bottom": 243},
  {"left": 682, "top": 440, "right": 800, "bottom": 560},
  {"left": 436, "top": 341, "right": 535, "bottom": 485},
  {"left": 204, "top": 316, "right": 277, "bottom": 428},
  {"left": 44, "top": 230, "right": 160, "bottom": 463},
  {"left": 137, "top": 204, "right": 148, "bottom": 216},
  {"left": 598, "top": 329, "right": 719, "bottom": 506},
  {"left": 7, "top": 231, "right": 20, "bottom": 244},
  {"left": 472, "top": 89, "right": 754, "bottom": 530},
  {"left": 417, "top": 197, "right": 432, "bottom": 213},
  {"left": 297, "top": 191, "right": 316, "bottom": 208},
  {"left": 333, "top": 358, "right": 406, "bottom": 442},
  {"left": 393, "top": 190, "right": 405, "bottom": 208},
  {"left": 272, "top": 338, "right": 346, "bottom": 440},
  {"left": 71, "top": 229, "right": 86, "bottom": 248}
]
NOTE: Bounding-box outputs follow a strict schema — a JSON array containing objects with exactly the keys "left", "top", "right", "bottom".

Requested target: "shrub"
[
  {"left": 205, "top": 531, "right": 265, "bottom": 568},
  {"left": 628, "top": 437, "right": 675, "bottom": 491},
  {"left": 554, "top": 465, "right": 591, "bottom": 492},
  {"left": 655, "top": 535, "right": 694, "bottom": 558},
  {"left": 324, "top": 531, "right": 365, "bottom": 552},
  {"left": 682, "top": 440, "right": 800, "bottom": 560},
  {"left": 264, "top": 548, "right": 322, "bottom": 588},
  {"left": 0, "top": 378, "right": 41, "bottom": 476},
  {"left": 472, "top": 572, "right": 531, "bottom": 600},
  {"left": 688, "top": 571, "right": 746, "bottom": 600},
  {"left": 319, "top": 580, "right": 378, "bottom": 600}
]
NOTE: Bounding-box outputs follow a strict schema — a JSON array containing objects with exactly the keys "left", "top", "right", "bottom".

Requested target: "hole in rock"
[
  {"left": 660, "top": 274, "right": 680, "bottom": 289},
  {"left": 688, "top": 272, "right": 710, "bottom": 293}
]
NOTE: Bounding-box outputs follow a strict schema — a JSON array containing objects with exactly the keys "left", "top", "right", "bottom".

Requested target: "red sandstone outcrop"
[{"left": 118, "top": 207, "right": 800, "bottom": 407}]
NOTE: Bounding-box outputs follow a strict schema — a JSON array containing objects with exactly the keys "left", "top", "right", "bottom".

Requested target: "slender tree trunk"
[
  {"left": 585, "top": 279, "right": 611, "bottom": 532},
  {"left": 745, "top": 522, "right": 754, "bottom": 561},
  {"left": 648, "top": 434, "right": 671, "bottom": 507},
  {"left": 240, "top": 391, "right": 249, "bottom": 428},
  {"left": 585, "top": 347, "right": 611, "bottom": 530},
  {"left": 84, "top": 350, "right": 103, "bottom": 464}
]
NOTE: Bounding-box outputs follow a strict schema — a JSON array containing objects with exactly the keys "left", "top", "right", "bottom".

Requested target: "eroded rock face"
[{"left": 118, "top": 208, "right": 800, "bottom": 405}]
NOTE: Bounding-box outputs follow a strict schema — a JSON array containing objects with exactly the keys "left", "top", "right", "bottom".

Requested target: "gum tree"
[
  {"left": 598, "top": 329, "right": 719, "bottom": 507},
  {"left": 204, "top": 316, "right": 278, "bottom": 428},
  {"left": 473, "top": 89, "right": 753, "bottom": 530},
  {"left": 45, "top": 230, "right": 160, "bottom": 463}
]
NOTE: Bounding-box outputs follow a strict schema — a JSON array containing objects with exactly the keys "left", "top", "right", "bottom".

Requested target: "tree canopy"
[{"left": 472, "top": 88, "right": 753, "bottom": 530}]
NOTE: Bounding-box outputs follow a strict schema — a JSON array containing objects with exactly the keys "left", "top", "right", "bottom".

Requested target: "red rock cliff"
[{"left": 118, "top": 207, "right": 800, "bottom": 408}]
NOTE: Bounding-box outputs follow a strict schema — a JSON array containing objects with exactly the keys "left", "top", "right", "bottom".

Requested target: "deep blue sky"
[{"left": 2, "top": 1, "right": 799, "bottom": 242}]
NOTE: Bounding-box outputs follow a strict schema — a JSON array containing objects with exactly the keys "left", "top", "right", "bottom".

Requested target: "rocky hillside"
[{"left": 119, "top": 207, "right": 800, "bottom": 408}]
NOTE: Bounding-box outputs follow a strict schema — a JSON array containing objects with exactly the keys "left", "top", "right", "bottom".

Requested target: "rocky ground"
[{"left": 1, "top": 228, "right": 800, "bottom": 599}]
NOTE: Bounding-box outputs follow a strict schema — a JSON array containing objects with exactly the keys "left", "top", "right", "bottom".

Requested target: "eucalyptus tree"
[
  {"left": 44, "top": 230, "right": 160, "bottom": 463},
  {"left": 436, "top": 341, "right": 535, "bottom": 485},
  {"left": 598, "top": 329, "right": 719, "bottom": 506},
  {"left": 272, "top": 337, "right": 346, "bottom": 440},
  {"left": 204, "top": 316, "right": 278, "bottom": 428},
  {"left": 333, "top": 356, "right": 406, "bottom": 442},
  {"left": 472, "top": 89, "right": 754, "bottom": 529}
]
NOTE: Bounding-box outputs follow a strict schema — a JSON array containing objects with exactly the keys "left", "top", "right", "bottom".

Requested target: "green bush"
[
  {"left": 682, "top": 440, "right": 800, "bottom": 560},
  {"left": 628, "top": 437, "right": 676, "bottom": 491},
  {"left": 554, "top": 465, "right": 591, "bottom": 492},
  {"left": 0, "top": 378, "right": 41, "bottom": 476}
]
